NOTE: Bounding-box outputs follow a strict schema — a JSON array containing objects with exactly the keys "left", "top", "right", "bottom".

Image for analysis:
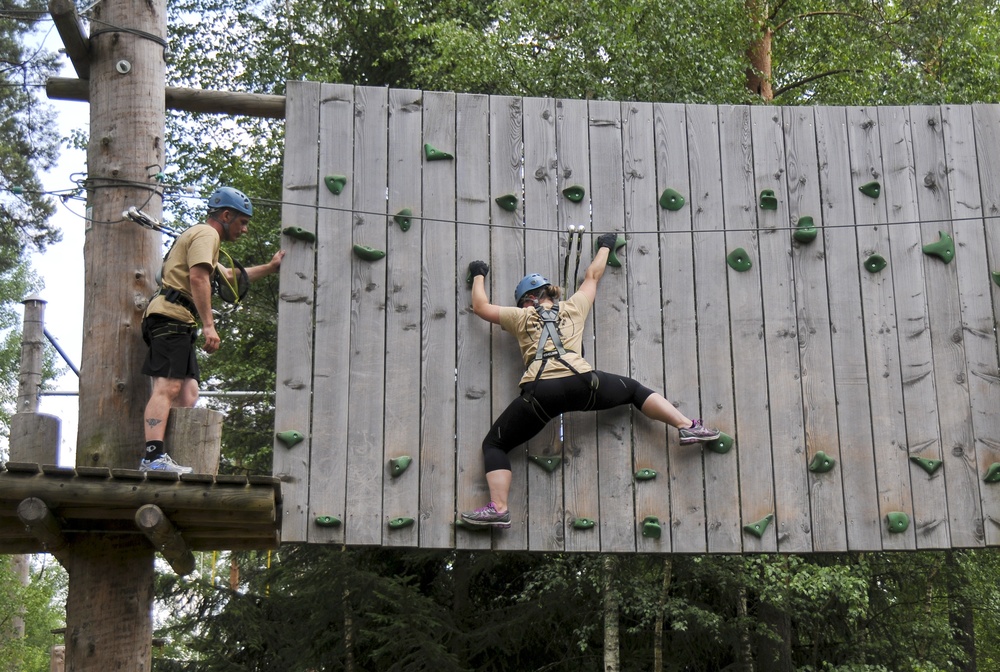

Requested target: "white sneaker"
[{"left": 139, "top": 454, "right": 193, "bottom": 474}]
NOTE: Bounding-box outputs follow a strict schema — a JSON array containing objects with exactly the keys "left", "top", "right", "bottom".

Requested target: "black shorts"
[{"left": 141, "top": 314, "right": 200, "bottom": 381}]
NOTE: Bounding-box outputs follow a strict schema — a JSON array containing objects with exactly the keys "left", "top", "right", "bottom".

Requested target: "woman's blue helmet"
[
  {"left": 515, "top": 273, "right": 551, "bottom": 304},
  {"left": 207, "top": 186, "right": 253, "bottom": 217}
]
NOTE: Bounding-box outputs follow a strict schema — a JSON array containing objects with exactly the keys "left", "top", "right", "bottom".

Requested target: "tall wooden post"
[{"left": 67, "top": 0, "right": 166, "bottom": 668}]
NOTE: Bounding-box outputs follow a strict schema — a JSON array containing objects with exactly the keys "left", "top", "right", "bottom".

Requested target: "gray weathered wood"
[
  {"left": 135, "top": 504, "right": 195, "bottom": 576},
  {"left": 9, "top": 413, "right": 59, "bottom": 466},
  {"left": 164, "top": 407, "right": 222, "bottom": 475}
]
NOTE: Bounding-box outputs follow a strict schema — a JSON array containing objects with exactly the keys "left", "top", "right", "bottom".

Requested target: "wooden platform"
[{"left": 0, "top": 462, "right": 281, "bottom": 555}]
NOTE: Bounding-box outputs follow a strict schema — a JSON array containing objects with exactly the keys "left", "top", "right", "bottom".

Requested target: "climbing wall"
[{"left": 274, "top": 81, "right": 1000, "bottom": 553}]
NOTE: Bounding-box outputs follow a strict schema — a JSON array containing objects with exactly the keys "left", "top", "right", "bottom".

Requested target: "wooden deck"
[{"left": 274, "top": 83, "right": 1000, "bottom": 553}]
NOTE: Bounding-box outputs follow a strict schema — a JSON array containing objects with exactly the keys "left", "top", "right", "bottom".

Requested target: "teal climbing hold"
[
  {"left": 705, "top": 432, "right": 734, "bottom": 455},
  {"left": 922, "top": 231, "right": 954, "bottom": 264},
  {"left": 658, "top": 188, "right": 685, "bottom": 211},
  {"left": 389, "top": 456, "right": 412, "bottom": 477},
  {"left": 572, "top": 518, "right": 596, "bottom": 530},
  {"left": 324, "top": 175, "right": 347, "bottom": 195},
  {"left": 727, "top": 248, "right": 753, "bottom": 272},
  {"left": 353, "top": 244, "right": 386, "bottom": 262},
  {"left": 594, "top": 234, "right": 627, "bottom": 268},
  {"left": 424, "top": 143, "right": 453, "bottom": 161},
  {"left": 984, "top": 463, "right": 1000, "bottom": 483},
  {"left": 314, "top": 515, "right": 342, "bottom": 527},
  {"left": 808, "top": 451, "right": 836, "bottom": 473},
  {"left": 562, "top": 185, "right": 586, "bottom": 202},
  {"left": 909, "top": 455, "right": 943, "bottom": 476},
  {"left": 743, "top": 513, "right": 774, "bottom": 538},
  {"left": 641, "top": 516, "right": 662, "bottom": 539},
  {"left": 859, "top": 181, "right": 881, "bottom": 199},
  {"left": 634, "top": 468, "right": 657, "bottom": 481},
  {"left": 388, "top": 517, "right": 415, "bottom": 530},
  {"left": 275, "top": 430, "right": 304, "bottom": 448},
  {"left": 495, "top": 194, "right": 519, "bottom": 212},
  {"left": 529, "top": 455, "right": 561, "bottom": 473},
  {"left": 758, "top": 189, "right": 778, "bottom": 210},
  {"left": 864, "top": 254, "right": 887, "bottom": 273},
  {"left": 886, "top": 512, "right": 910, "bottom": 533},
  {"left": 394, "top": 208, "right": 413, "bottom": 232},
  {"left": 282, "top": 226, "right": 316, "bottom": 243},
  {"left": 793, "top": 216, "right": 818, "bottom": 244}
]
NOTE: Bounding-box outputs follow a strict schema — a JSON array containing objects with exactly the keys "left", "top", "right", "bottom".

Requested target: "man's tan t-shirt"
[
  {"left": 499, "top": 291, "right": 594, "bottom": 386},
  {"left": 144, "top": 224, "right": 220, "bottom": 324}
]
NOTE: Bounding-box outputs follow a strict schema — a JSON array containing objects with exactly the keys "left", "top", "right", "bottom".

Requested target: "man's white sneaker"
[{"left": 139, "top": 453, "right": 193, "bottom": 474}]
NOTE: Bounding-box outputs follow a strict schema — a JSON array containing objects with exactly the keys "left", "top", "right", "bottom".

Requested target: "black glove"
[
  {"left": 468, "top": 260, "right": 490, "bottom": 279},
  {"left": 596, "top": 232, "right": 619, "bottom": 250}
]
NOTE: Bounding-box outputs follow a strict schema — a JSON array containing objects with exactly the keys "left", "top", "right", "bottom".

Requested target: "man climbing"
[{"left": 140, "top": 186, "right": 285, "bottom": 473}]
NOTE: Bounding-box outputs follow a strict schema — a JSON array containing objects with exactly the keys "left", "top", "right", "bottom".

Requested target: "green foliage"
[{"left": 0, "top": 555, "right": 67, "bottom": 672}]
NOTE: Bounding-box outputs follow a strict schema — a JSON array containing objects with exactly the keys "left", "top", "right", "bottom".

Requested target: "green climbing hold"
[
  {"left": 658, "top": 188, "right": 685, "bottom": 211},
  {"left": 324, "top": 175, "right": 347, "bottom": 195},
  {"left": 727, "top": 248, "right": 753, "bottom": 272},
  {"left": 424, "top": 143, "right": 453, "bottom": 161},
  {"left": 759, "top": 189, "right": 778, "bottom": 210},
  {"left": 276, "top": 430, "right": 304, "bottom": 448},
  {"left": 922, "top": 231, "right": 954, "bottom": 264},
  {"left": 314, "top": 515, "right": 342, "bottom": 527},
  {"left": 859, "top": 181, "right": 881, "bottom": 199},
  {"left": 984, "top": 463, "right": 1000, "bottom": 483},
  {"left": 388, "top": 517, "right": 415, "bottom": 530},
  {"left": 495, "top": 194, "right": 519, "bottom": 212},
  {"left": 529, "top": 455, "right": 561, "bottom": 473},
  {"left": 353, "top": 244, "right": 386, "bottom": 262},
  {"left": 864, "top": 254, "right": 887, "bottom": 273},
  {"left": 705, "top": 432, "right": 734, "bottom": 455},
  {"left": 562, "top": 185, "right": 586, "bottom": 202},
  {"left": 743, "top": 513, "right": 774, "bottom": 538},
  {"left": 594, "top": 234, "right": 627, "bottom": 268},
  {"left": 793, "top": 216, "right": 818, "bottom": 244},
  {"left": 389, "top": 456, "right": 412, "bottom": 477},
  {"left": 992, "top": 271, "right": 1000, "bottom": 287},
  {"left": 886, "top": 512, "right": 910, "bottom": 533},
  {"left": 910, "top": 455, "right": 943, "bottom": 476},
  {"left": 634, "top": 468, "right": 657, "bottom": 481},
  {"left": 641, "top": 516, "right": 662, "bottom": 539},
  {"left": 808, "top": 451, "right": 836, "bottom": 473},
  {"left": 572, "top": 518, "right": 596, "bottom": 530},
  {"left": 394, "top": 208, "right": 413, "bottom": 232},
  {"left": 282, "top": 226, "right": 316, "bottom": 243}
]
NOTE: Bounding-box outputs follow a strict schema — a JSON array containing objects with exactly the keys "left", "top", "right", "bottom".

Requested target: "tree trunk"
[
  {"left": 654, "top": 557, "right": 672, "bottom": 672},
  {"left": 745, "top": 1, "right": 774, "bottom": 100},
  {"left": 757, "top": 600, "right": 793, "bottom": 672},
  {"left": 603, "top": 556, "right": 620, "bottom": 672},
  {"left": 735, "top": 581, "right": 753, "bottom": 672},
  {"left": 946, "top": 551, "right": 977, "bottom": 672}
]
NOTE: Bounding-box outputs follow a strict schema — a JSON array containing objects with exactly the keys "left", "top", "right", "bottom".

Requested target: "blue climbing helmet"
[
  {"left": 207, "top": 186, "right": 253, "bottom": 217},
  {"left": 515, "top": 273, "right": 551, "bottom": 305}
]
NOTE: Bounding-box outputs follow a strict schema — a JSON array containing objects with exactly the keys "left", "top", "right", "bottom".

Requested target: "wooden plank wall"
[{"left": 275, "top": 82, "right": 1000, "bottom": 553}]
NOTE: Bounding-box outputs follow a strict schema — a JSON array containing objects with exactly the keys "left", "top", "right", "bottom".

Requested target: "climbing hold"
[
  {"left": 529, "top": 455, "right": 561, "bottom": 473},
  {"left": 634, "top": 468, "right": 657, "bottom": 481},
  {"left": 793, "top": 216, "right": 818, "bottom": 244},
  {"left": 859, "top": 181, "right": 881, "bottom": 199},
  {"left": 424, "top": 143, "right": 453, "bottom": 161},
  {"left": 758, "top": 189, "right": 778, "bottom": 210},
  {"left": 864, "top": 254, "right": 887, "bottom": 273},
  {"left": 808, "top": 451, "right": 836, "bottom": 473},
  {"left": 275, "top": 430, "right": 304, "bottom": 448},
  {"left": 12, "top": 185, "right": 24, "bottom": 195},
  {"left": 324, "top": 175, "right": 347, "bottom": 195},
  {"left": 727, "top": 248, "right": 753, "bottom": 272},
  {"left": 282, "top": 226, "right": 316, "bottom": 243},
  {"left": 595, "top": 234, "right": 627, "bottom": 268},
  {"left": 885, "top": 512, "right": 909, "bottom": 533},
  {"left": 922, "top": 231, "right": 954, "bottom": 264},
  {"left": 909, "top": 455, "right": 943, "bottom": 476},
  {"left": 389, "top": 456, "right": 412, "bottom": 477},
  {"left": 394, "top": 208, "right": 413, "bottom": 232},
  {"left": 388, "top": 517, "right": 415, "bottom": 530},
  {"left": 495, "top": 194, "right": 518, "bottom": 212},
  {"left": 572, "top": 518, "right": 596, "bottom": 530},
  {"left": 743, "top": 513, "right": 774, "bottom": 538},
  {"left": 353, "top": 244, "right": 386, "bottom": 262},
  {"left": 562, "top": 185, "right": 586, "bottom": 202},
  {"left": 705, "top": 432, "right": 734, "bottom": 455},
  {"left": 314, "top": 515, "right": 342, "bottom": 527},
  {"left": 641, "top": 516, "right": 662, "bottom": 539},
  {"left": 992, "top": 271, "right": 1000, "bottom": 287},
  {"left": 984, "top": 463, "right": 1000, "bottom": 483},
  {"left": 658, "top": 188, "right": 685, "bottom": 211}
]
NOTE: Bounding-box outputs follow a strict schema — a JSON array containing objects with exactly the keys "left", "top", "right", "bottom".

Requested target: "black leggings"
[{"left": 481, "top": 371, "right": 655, "bottom": 473}]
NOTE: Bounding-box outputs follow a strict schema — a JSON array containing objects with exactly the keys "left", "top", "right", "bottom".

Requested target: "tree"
[{"left": 0, "top": 555, "right": 67, "bottom": 672}]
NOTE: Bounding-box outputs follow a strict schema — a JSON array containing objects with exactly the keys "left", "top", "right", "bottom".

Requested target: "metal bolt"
[{"left": 115, "top": 59, "right": 132, "bottom": 74}]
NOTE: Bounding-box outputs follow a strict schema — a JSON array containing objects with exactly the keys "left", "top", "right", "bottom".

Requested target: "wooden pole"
[
  {"left": 16, "top": 295, "right": 45, "bottom": 415},
  {"left": 135, "top": 504, "right": 196, "bottom": 576}
]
